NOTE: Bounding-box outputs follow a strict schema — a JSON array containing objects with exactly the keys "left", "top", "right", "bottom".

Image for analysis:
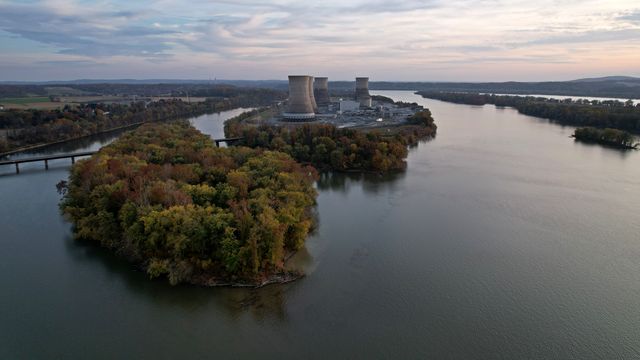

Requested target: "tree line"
[
  {"left": 224, "top": 110, "right": 437, "bottom": 173},
  {"left": 59, "top": 122, "right": 317, "bottom": 286},
  {"left": 0, "top": 88, "right": 285, "bottom": 153},
  {"left": 573, "top": 127, "right": 639, "bottom": 149},
  {"left": 418, "top": 91, "right": 640, "bottom": 133}
]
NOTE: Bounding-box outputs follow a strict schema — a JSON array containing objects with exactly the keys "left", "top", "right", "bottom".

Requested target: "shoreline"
[
  {"left": 0, "top": 121, "right": 146, "bottom": 158},
  {"left": 0, "top": 106, "right": 251, "bottom": 159}
]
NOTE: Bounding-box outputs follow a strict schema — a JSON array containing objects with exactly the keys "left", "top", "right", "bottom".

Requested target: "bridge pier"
[
  {"left": 45, "top": 159, "right": 49, "bottom": 170},
  {"left": 71, "top": 157, "right": 75, "bottom": 164},
  {"left": 15, "top": 163, "right": 19, "bottom": 174}
]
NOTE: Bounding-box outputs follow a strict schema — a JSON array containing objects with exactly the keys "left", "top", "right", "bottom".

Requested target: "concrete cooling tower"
[
  {"left": 283, "top": 75, "right": 316, "bottom": 120},
  {"left": 313, "top": 77, "right": 330, "bottom": 106},
  {"left": 355, "top": 77, "right": 372, "bottom": 107},
  {"left": 308, "top": 76, "right": 318, "bottom": 112}
]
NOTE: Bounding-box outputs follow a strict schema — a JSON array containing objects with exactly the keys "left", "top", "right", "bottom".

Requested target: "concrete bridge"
[
  {"left": 1, "top": 137, "right": 245, "bottom": 174},
  {"left": 0, "top": 151, "right": 97, "bottom": 174}
]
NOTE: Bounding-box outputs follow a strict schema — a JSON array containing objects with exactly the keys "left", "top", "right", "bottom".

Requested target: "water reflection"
[
  {"left": 316, "top": 171, "right": 406, "bottom": 194},
  {"left": 66, "top": 230, "right": 292, "bottom": 321}
]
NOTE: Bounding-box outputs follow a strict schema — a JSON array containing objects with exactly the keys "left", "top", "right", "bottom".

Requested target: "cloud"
[
  {"left": 0, "top": 0, "right": 639, "bottom": 81},
  {"left": 0, "top": 1, "right": 177, "bottom": 58},
  {"left": 618, "top": 9, "right": 640, "bottom": 23}
]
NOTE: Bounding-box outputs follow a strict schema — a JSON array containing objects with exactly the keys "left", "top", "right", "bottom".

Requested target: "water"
[{"left": 1, "top": 96, "right": 639, "bottom": 359}]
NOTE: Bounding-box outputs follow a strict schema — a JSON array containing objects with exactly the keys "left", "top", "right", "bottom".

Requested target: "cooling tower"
[
  {"left": 308, "top": 76, "right": 318, "bottom": 112},
  {"left": 314, "top": 77, "right": 330, "bottom": 106},
  {"left": 355, "top": 77, "right": 372, "bottom": 107},
  {"left": 283, "top": 75, "right": 316, "bottom": 120}
]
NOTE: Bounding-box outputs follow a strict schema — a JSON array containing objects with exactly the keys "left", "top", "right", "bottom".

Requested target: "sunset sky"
[{"left": 1, "top": 0, "right": 639, "bottom": 81}]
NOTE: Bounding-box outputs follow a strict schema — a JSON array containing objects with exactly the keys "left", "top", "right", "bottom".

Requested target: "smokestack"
[
  {"left": 314, "top": 77, "right": 330, "bottom": 106},
  {"left": 308, "top": 76, "right": 318, "bottom": 112},
  {"left": 283, "top": 75, "right": 315, "bottom": 121},
  {"left": 355, "top": 77, "right": 372, "bottom": 107}
]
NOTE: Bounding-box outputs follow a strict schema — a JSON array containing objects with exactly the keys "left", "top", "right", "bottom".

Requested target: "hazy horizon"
[{"left": 1, "top": 0, "right": 639, "bottom": 82}]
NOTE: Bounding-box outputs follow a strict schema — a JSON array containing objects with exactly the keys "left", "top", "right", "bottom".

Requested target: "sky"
[{"left": 0, "top": 0, "right": 639, "bottom": 82}]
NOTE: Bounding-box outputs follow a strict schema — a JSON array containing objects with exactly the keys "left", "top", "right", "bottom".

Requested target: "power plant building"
[
  {"left": 355, "top": 77, "right": 372, "bottom": 107},
  {"left": 283, "top": 75, "right": 316, "bottom": 121}
]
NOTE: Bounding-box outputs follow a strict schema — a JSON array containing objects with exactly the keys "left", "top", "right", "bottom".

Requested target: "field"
[
  {"left": 0, "top": 97, "right": 62, "bottom": 110},
  {"left": 1, "top": 97, "right": 51, "bottom": 104},
  {"left": 0, "top": 95, "right": 209, "bottom": 110}
]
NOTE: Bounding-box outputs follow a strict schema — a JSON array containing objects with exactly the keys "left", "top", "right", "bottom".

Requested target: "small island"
[
  {"left": 60, "top": 121, "right": 318, "bottom": 286},
  {"left": 573, "top": 127, "right": 639, "bottom": 149}
]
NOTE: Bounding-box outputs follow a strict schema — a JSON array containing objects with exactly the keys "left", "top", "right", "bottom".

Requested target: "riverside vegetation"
[
  {"left": 0, "top": 87, "right": 285, "bottom": 153},
  {"left": 418, "top": 92, "right": 640, "bottom": 132},
  {"left": 59, "top": 103, "right": 437, "bottom": 286},
  {"left": 224, "top": 109, "right": 437, "bottom": 172},
  {"left": 573, "top": 127, "right": 639, "bottom": 149},
  {"left": 60, "top": 122, "right": 317, "bottom": 286}
]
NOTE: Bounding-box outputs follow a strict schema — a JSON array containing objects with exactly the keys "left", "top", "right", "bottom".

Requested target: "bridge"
[
  {"left": 0, "top": 151, "right": 97, "bottom": 174},
  {"left": 1, "top": 137, "right": 245, "bottom": 174}
]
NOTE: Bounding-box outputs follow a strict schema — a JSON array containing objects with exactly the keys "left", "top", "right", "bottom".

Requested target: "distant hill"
[
  {"left": 2, "top": 76, "right": 640, "bottom": 99},
  {"left": 364, "top": 77, "right": 640, "bottom": 99},
  {"left": 571, "top": 76, "right": 640, "bottom": 83}
]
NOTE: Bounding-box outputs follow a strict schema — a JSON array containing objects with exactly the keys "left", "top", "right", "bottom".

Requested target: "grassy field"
[
  {"left": 0, "top": 95, "right": 211, "bottom": 110},
  {"left": 1, "top": 97, "right": 51, "bottom": 104}
]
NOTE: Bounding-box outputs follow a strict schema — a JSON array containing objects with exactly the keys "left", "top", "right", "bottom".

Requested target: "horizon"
[
  {"left": 1, "top": 1, "right": 640, "bottom": 81},
  {"left": 2, "top": 75, "right": 640, "bottom": 85}
]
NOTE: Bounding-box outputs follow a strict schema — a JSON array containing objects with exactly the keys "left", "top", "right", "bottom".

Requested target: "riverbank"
[
  {"left": 417, "top": 91, "right": 640, "bottom": 135},
  {"left": 0, "top": 121, "right": 146, "bottom": 158}
]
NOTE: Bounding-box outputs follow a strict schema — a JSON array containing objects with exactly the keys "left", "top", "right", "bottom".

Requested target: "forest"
[
  {"left": 573, "top": 127, "right": 638, "bottom": 149},
  {"left": 0, "top": 88, "right": 285, "bottom": 153},
  {"left": 418, "top": 91, "right": 640, "bottom": 133},
  {"left": 59, "top": 121, "right": 318, "bottom": 286},
  {"left": 224, "top": 110, "right": 437, "bottom": 172}
]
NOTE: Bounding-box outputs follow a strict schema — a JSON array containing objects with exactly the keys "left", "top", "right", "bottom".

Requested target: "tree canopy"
[
  {"left": 224, "top": 110, "right": 437, "bottom": 173},
  {"left": 60, "top": 121, "right": 317, "bottom": 286}
]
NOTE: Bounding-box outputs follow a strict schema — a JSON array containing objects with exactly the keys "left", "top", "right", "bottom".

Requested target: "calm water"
[{"left": 1, "top": 94, "right": 639, "bottom": 359}]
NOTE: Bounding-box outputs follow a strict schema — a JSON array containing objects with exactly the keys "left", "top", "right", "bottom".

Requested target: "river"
[{"left": 1, "top": 93, "right": 639, "bottom": 359}]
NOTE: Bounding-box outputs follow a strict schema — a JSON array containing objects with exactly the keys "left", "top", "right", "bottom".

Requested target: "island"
[
  {"left": 224, "top": 107, "right": 437, "bottom": 172},
  {"left": 60, "top": 121, "right": 318, "bottom": 286},
  {"left": 573, "top": 127, "right": 639, "bottom": 149}
]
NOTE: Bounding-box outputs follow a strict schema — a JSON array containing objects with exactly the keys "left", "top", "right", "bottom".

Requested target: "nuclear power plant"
[
  {"left": 313, "top": 77, "right": 330, "bottom": 106},
  {"left": 283, "top": 75, "right": 378, "bottom": 121},
  {"left": 272, "top": 74, "right": 420, "bottom": 127},
  {"left": 355, "top": 77, "right": 372, "bottom": 107}
]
